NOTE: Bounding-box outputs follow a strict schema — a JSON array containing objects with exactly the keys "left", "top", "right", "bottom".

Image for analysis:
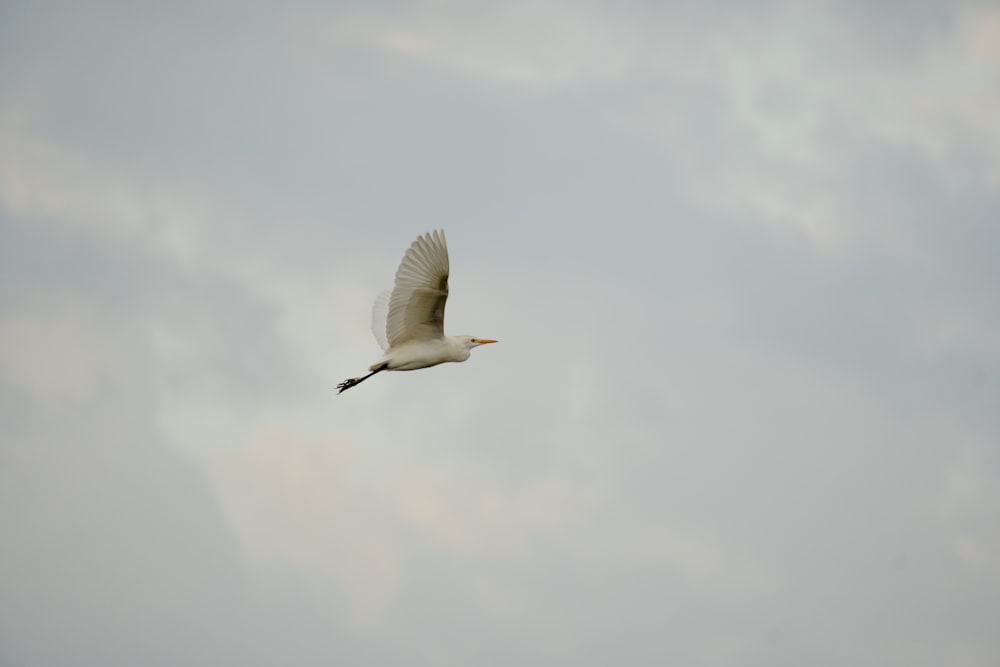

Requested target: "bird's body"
[
  {"left": 338, "top": 231, "right": 496, "bottom": 393},
  {"left": 371, "top": 336, "right": 474, "bottom": 371}
]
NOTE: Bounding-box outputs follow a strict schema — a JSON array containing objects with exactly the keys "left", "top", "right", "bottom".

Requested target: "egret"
[{"left": 337, "top": 230, "right": 497, "bottom": 394}]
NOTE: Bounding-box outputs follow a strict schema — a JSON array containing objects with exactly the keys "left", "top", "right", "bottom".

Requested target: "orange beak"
[{"left": 477, "top": 339, "right": 498, "bottom": 344}]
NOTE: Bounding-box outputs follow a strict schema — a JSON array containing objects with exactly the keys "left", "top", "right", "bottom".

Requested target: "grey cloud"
[
  {"left": 0, "top": 256, "right": 378, "bottom": 665},
  {"left": 0, "top": 407, "right": 381, "bottom": 667},
  {"left": 2, "top": 0, "right": 999, "bottom": 665},
  {"left": 0, "top": 217, "right": 304, "bottom": 402}
]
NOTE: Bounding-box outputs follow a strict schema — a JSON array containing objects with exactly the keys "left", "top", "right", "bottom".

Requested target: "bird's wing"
[
  {"left": 386, "top": 230, "right": 450, "bottom": 347},
  {"left": 370, "top": 290, "right": 391, "bottom": 352}
]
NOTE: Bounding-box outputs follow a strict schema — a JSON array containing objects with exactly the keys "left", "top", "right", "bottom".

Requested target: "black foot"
[
  {"left": 337, "top": 377, "right": 360, "bottom": 394},
  {"left": 336, "top": 367, "right": 383, "bottom": 394}
]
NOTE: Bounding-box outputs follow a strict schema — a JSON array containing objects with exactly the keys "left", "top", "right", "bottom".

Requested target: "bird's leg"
[{"left": 336, "top": 366, "right": 386, "bottom": 394}]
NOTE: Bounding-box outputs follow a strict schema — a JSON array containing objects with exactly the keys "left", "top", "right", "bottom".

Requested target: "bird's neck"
[{"left": 444, "top": 336, "right": 472, "bottom": 360}]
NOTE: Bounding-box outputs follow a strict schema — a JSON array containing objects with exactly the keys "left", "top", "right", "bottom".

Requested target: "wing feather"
[
  {"left": 386, "top": 230, "right": 450, "bottom": 347},
  {"left": 370, "top": 290, "right": 391, "bottom": 352}
]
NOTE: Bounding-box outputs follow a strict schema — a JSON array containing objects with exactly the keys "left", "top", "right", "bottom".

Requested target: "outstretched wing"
[
  {"left": 370, "top": 290, "right": 391, "bottom": 352},
  {"left": 386, "top": 230, "right": 449, "bottom": 347}
]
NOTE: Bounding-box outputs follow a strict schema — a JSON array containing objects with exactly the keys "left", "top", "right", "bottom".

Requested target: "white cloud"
[
  {"left": 0, "top": 113, "right": 213, "bottom": 270},
  {"left": 912, "top": 3, "right": 1000, "bottom": 185},
  {"left": 327, "top": 2, "right": 636, "bottom": 86}
]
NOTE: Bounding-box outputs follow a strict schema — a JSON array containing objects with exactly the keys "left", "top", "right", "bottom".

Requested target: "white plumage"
[{"left": 338, "top": 230, "right": 497, "bottom": 394}]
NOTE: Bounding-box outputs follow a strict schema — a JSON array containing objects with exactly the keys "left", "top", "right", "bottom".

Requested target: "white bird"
[{"left": 337, "top": 230, "right": 497, "bottom": 394}]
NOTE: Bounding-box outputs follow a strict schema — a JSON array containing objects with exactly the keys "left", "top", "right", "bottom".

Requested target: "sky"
[{"left": 1, "top": 0, "right": 999, "bottom": 665}]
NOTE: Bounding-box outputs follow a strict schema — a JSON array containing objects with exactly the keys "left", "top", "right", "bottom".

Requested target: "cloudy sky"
[{"left": 2, "top": 1, "right": 999, "bottom": 665}]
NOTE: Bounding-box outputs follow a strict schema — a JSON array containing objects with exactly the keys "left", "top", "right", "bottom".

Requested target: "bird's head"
[{"left": 458, "top": 335, "right": 498, "bottom": 350}]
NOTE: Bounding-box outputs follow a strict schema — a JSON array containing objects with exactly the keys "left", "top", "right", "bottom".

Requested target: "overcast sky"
[{"left": 2, "top": 1, "right": 999, "bottom": 665}]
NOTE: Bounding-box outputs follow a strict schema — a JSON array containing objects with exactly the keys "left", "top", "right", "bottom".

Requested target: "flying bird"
[{"left": 337, "top": 230, "right": 497, "bottom": 393}]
